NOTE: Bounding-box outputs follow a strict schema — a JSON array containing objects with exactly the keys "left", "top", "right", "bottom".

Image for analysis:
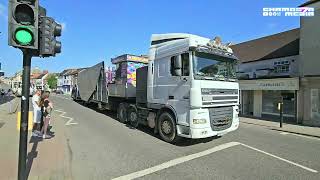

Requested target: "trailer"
[{"left": 73, "top": 33, "right": 240, "bottom": 143}]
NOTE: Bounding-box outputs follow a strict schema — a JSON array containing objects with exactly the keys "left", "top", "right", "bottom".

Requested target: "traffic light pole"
[{"left": 18, "top": 50, "right": 32, "bottom": 180}]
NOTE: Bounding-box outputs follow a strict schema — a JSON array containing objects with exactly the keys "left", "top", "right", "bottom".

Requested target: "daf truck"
[{"left": 72, "top": 33, "right": 240, "bottom": 143}]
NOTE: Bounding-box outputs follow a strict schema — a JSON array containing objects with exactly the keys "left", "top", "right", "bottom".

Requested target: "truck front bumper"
[{"left": 176, "top": 118, "right": 239, "bottom": 139}]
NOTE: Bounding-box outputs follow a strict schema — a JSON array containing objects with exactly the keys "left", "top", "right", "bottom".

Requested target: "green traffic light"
[{"left": 15, "top": 28, "right": 33, "bottom": 45}]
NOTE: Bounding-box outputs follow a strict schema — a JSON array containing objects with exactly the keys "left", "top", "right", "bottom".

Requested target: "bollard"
[{"left": 278, "top": 97, "right": 284, "bottom": 128}]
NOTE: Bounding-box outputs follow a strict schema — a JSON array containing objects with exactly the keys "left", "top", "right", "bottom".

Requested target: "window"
[
  {"left": 181, "top": 53, "right": 189, "bottom": 76},
  {"left": 170, "top": 53, "right": 190, "bottom": 76},
  {"left": 170, "top": 56, "right": 177, "bottom": 76},
  {"left": 274, "top": 65, "right": 289, "bottom": 73},
  {"left": 273, "top": 60, "right": 290, "bottom": 73}
]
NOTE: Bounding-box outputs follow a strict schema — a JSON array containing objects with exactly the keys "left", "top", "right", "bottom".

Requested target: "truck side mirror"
[{"left": 174, "top": 56, "right": 182, "bottom": 76}]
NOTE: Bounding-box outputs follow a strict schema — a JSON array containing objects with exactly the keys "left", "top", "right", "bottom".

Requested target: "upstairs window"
[{"left": 273, "top": 60, "right": 290, "bottom": 73}]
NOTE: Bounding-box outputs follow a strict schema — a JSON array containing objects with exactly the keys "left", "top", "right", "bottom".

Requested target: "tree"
[{"left": 47, "top": 74, "right": 57, "bottom": 89}]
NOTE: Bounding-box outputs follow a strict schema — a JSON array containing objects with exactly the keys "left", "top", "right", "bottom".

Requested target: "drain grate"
[{"left": 0, "top": 122, "right": 4, "bottom": 128}]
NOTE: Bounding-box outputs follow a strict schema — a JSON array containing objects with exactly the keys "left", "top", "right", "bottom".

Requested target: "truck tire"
[
  {"left": 117, "top": 103, "right": 127, "bottom": 123},
  {"left": 158, "top": 112, "right": 180, "bottom": 143},
  {"left": 128, "top": 106, "right": 139, "bottom": 128}
]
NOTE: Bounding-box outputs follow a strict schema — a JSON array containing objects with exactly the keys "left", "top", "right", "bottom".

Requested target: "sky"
[{"left": 0, "top": 0, "right": 305, "bottom": 77}]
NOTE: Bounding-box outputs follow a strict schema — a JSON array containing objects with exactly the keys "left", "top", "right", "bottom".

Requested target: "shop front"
[{"left": 239, "top": 78, "right": 299, "bottom": 123}]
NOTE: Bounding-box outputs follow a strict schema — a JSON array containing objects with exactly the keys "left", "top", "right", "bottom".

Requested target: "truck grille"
[
  {"left": 201, "top": 88, "right": 238, "bottom": 95},
  {"left": 202, "top": 88, "right": 239, "bottom": 106},
  {"left": 208, "top": 106, "right": 233, "bottom": 131}
]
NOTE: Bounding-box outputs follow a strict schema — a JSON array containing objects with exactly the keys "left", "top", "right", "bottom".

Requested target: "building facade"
[
  {"left": 233, "top": 29, "right": 300, "bottom": 123},
  {"left": 57, "top": 68, "right": 84, "bottom": 94},
  {"left": 298, "top": 0, "right": 320, "bottom": 126},
  {"left": 232, "top": 1, "right": 320, "bottom": 127},
  {"left": 57, "top": 69, "right": 73, "bottom": 94},
  {"left": 9, "top": 71, "right": 23, "bottom": 91},
  {"left": 31, "top": 73, "right": 48, "bottom": 90}
]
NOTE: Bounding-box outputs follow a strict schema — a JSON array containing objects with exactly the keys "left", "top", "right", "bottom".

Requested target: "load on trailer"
[{"left": 73, "top": 33, "right": 240, "bottom": 143}]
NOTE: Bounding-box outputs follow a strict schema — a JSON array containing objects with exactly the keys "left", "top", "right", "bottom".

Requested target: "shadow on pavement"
[
  {"left": 0, "top": 96, "right": 15, "bottom": 106},
  {"left": 26, "top": 136, "right": 42, "bottom": 179},
  {"left": 76, "top": 101, "right": 220, "bottom": 146},
  {"left": 26, "top": 131, "right": 56, "bottom": 179},
  {"left": 128, "top": 124, "right": 220, "bottom": 146}
]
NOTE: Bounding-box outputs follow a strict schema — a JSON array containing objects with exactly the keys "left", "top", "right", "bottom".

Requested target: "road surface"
[{"left": 49, "top": 94, "right": 320, "bottom": 180}]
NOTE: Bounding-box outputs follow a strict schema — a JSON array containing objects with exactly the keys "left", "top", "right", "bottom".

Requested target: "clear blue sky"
[{"left": 0, "top": 0, "right": 305, "bottom": 76}]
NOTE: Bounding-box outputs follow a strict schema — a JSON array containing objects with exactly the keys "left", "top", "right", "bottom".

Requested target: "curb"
[
  {"left": 270, "top": 128, "right": 320, "bottom": 139},
  {"left": 241, "top": 121, "right": 320, "bottom": 139}
]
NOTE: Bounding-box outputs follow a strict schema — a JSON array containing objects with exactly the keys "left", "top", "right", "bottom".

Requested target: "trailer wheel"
[
  {"left": 158, "top": 112, "right": 180, "bottom": 143},
  {"left": 128, "top": 106, "right": 139, "bottom": 128},
  {"left": 117, "top": 103, "right": 127, "bottom": 123}
]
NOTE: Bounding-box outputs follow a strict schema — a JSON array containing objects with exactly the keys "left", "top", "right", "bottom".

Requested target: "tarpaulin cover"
[{"left": 77, "top": 62, "right": 104, "bottom": 102}]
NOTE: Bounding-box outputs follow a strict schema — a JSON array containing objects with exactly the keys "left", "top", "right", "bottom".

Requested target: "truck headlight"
[{"left": 193, "top": 119, "right": 207, "bottom": 124}]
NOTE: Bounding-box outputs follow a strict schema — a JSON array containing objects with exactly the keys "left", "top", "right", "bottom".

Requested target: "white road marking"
[
  {"left": 112, "top": 142, "right": 241, "bottom": 180},
  {"left": 280, "top": 132, "right": 320, "bottom": 141},
  {"left": 54, "top": 109, "right": 78, "bottom": 126},
  {"left": 240, "top": 143, "right": 318, "bottom": 173}
]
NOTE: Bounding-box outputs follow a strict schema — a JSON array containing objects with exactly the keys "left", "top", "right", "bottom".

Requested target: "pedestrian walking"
[
  {"left": 0, "top": 89, "right": 5, "bottom": 102},
  {"left": 39, "top": 91, "right": 53, "bottom": 139},
  {"left": 31, "top": 90, "right": 42, "bottom": 136},
  {"left": 7, "top": 89, "right": 13, "bottom": 113}
]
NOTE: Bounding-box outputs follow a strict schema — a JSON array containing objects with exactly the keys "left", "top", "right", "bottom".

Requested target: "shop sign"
[
  {"left": 127, "top": 55, "right": 148, "bottom": 64},
  {"left": 240, "top": 78, "right": 299, "bottom": 90},
  {"left": 111, "top": 55, "right": 148, "bottom": 64}
]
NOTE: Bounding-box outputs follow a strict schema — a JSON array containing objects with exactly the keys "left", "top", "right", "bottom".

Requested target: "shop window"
[{"left": 262, "top": 90, "right": 295, "bottom": 116}]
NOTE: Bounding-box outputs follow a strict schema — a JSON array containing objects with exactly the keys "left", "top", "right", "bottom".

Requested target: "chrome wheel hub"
[
  {"left": 162, "top": 121, "right": 171, "bottom": 134},
  {"left": 130, "top": 112, "right": 137, "bottom": 122}
]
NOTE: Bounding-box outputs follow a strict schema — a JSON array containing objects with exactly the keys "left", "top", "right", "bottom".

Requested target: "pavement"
[
  {"left": 1, "top": 94, "right": 320, "bottom": 180},
  {"left": 0, "top": 96, "right": 72, "bottom": 180},
  {"left": 240, "top": 117, "right": 320, "bottom": 138}
]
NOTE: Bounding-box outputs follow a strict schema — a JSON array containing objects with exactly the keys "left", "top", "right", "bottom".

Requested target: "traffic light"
[
  {"left": 39, "top": 16, "right": 62, "bottom": 57},
  {"left": 8, "top": 0, "right": 39, "bottom": 49}
]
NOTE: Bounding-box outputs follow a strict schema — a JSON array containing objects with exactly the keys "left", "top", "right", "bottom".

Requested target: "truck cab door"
[{"left": 167, "top": 53, "right": 191, "bottom": 126}]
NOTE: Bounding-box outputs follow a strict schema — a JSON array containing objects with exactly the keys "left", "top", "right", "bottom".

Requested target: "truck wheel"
[
  {"left": 128, "top": 106, "right": 139, "bottom": 128},
  {"left": 117, "top": 103, "right": 127, "bottom": 123},
  {"left": 158, "top": 112, "right": 180, "bottom": 143}
]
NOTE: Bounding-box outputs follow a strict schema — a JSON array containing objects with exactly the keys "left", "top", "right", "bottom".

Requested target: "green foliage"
[{"left": 47, "top": 74, "right": 57, "bottom": 89}]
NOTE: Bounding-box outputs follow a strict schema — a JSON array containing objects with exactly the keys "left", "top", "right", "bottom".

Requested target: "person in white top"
[{"left": 32, "top": 90, "right": 42, "bottom": 136}]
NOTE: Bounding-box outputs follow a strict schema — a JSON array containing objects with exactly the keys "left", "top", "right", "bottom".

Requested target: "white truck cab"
[
  {"left": 74, "top": 33, "right": 240, "bottom": 143},
  {"left": 147, "top": 33, "right": 239, "bottom": 140}
]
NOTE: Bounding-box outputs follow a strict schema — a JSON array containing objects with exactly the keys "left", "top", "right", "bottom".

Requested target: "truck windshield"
[{"left": 193, "top": 53, "right": 237, "bottom": 81}]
